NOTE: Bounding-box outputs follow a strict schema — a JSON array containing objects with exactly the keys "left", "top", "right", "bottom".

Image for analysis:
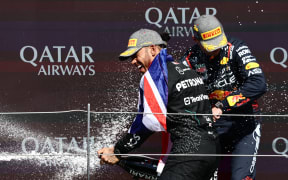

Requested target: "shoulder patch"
[{"left": 245, "top": 62, "right": 260, "bottom": 70}]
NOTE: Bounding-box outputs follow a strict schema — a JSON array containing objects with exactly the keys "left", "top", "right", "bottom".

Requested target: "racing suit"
[
  {"left": 114, "top": 51, "right": 220, "bottom": 180},
  {"left": 179, "top": 36, "right": 267, "bottom": 180}
]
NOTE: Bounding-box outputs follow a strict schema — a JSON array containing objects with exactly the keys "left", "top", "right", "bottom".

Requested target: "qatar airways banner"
[{"left": 0, "top": 0, "right": 287, "bottom": 179}]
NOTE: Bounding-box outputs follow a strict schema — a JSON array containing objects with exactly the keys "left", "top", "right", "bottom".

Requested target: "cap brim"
[
  {"left": 200, "top": 33, "right": 228, "bottom": 52},
  {"left": 119, "top": 47, "right": 141, "bottom": 61}
]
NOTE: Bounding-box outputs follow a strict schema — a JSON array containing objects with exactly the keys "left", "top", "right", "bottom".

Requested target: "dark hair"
[
  {"left": 160, "top": 32, "right": 171, "bottom": 42},
  {"left": 159, "top": 32, "right": 171, "bottom": 48}
]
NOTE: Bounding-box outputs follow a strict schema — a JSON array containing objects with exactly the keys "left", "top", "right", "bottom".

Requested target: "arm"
[
  {"left": 114, "top": 132, "right": 153, "bottom": 154},
  {"left": 98, "top": 131, "right": 153, "bottom": 165},
  {"left": 220, "top": 42, "right": 267, "bottom": 112}
]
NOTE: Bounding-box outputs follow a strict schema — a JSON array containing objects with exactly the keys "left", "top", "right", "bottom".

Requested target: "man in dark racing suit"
[
  {"left": 179, "top": 15, "right": 267, "bottom": 180},
  {"left": 98, "top": 29, "right": 220, "bottom": 180}
]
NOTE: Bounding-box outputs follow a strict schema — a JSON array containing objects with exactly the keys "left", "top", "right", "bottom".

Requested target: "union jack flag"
[
  {"left": 128, "top": 49, "right": 172, "bottom": 134},
  {"left": 128, "top": 49, "right": 173, "bottom": 175}
]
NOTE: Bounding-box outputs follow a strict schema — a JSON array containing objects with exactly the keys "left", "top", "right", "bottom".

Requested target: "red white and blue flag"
[
  {"left": 128, "top": 49, "right": 173, "bottom": 174},
  {"left": 128, "top": 49, "right": 172, "bottom": 134}
]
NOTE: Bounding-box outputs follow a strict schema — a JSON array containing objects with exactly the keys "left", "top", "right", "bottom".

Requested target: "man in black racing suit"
[
  {"left": 179, "top": 15, "right": 267, "bottom": 180},
  {"left": 98, "top": 28, "right": 220, "bottom": 180}
]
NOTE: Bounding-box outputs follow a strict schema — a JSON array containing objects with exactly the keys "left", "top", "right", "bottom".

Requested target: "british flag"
[
  {"left": 128, "top": 49, "right": 172, "bottom": 134},
  {"left": 128, "top": 49, "right": 173, "bottom": 174}
]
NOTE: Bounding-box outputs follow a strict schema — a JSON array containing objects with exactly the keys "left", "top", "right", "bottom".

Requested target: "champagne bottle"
[{"left": 118, "top": 155, "right": 159, "bottom": 180}]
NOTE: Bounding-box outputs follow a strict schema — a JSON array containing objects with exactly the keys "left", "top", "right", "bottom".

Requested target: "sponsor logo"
[
  {"left": 238, "top": 49, "right": 251, "bottom": 57},
  {"left": 175, "top": 66, "right": 184, "bottom": 75},
  {"left": 209, "top": 90, "right": 231, "bottom": 101},
  {"left": 128, "top": 39, "right": 137, "bottom": 47},
  {"left": 242, "top": 58, "right": 256, "bottom": 64},
  {"left": 272, "top": 137, "right": 288, "bottom": 157},
  {"left": 202, "top": 35, "right": 227, "bottom": 51},
  {"left": 129, "top": 169, "right": 157, "bottom": 180},
  {"left": 250, "top": 124, "right": 261, "bottom": 173},
  {"left": 214, "top": 74, "right": 236, "bottom": 88},
  {"left": 145, "top": 7, "right": 217, "bottom": 37},
  {"left": 201, "top": 26, "right": 222, "bottom": 40},
  {"left": 220, "top": 57, "right": 229, "bottom": 65},
  {"left": 248, "top": 68, "right": 262, "bottom": 77},
  {"left": 227, "top": 93, "right": 246, "bottom": 106},
  {"left": 241, "top": 55, "right": 253, "bottom": 61},
  {"left": 124, "top": 134, "right": 141, "bottom": 148},
  {"left": 236, "top": 45, "right": 248, "bottom": 52},
  {"left": 184, "top": 94, "right": 209, "bottom": 105},
  {"left": 236, "top": 98, "right": 250, "bottom": 107},
  {"left": 20, "top": 46, "right": 95, "bottom": 76},
  {"left": 245, "top": 62, "right": 260, "bottom": 70},
  {"left": 270, "top": 47, "right": 288, "bottom": 68},
  {"left": 175, "top": 77, "right": 204, "bottom": 92},
  {"left": 21, "top": 136, "right": 95, "bottom": 166},
  {"left": 22, "top": 136, "right": 93, "bottom": 154},
  {"left": 175, "top": 67, "right": 190, "bottom": 75}
]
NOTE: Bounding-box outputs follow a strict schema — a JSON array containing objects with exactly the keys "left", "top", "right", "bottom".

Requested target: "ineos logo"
[
  {"left": 272, "top": 137, "right": 288, "bottom": 157},
  {"left": 124, "top": 134, "right": 141, "bottom": 148}
]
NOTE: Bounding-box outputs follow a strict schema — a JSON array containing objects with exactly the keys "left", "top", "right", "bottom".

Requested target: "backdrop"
[{"left": 0, "top": 0, "right": 287, "bottom": 179}]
